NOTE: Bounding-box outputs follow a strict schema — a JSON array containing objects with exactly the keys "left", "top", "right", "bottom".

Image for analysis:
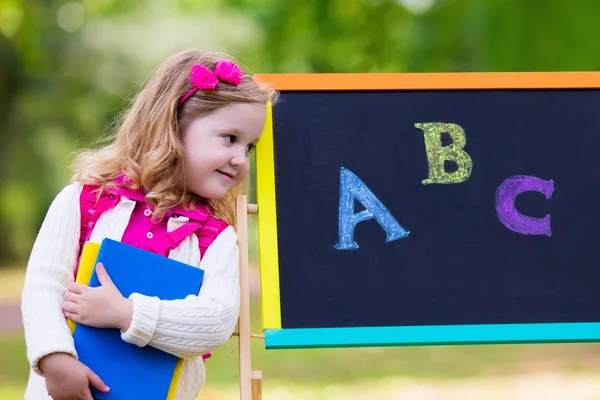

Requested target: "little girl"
[{"left": 20, "top": 49, "right": 277, "bottom": 400}]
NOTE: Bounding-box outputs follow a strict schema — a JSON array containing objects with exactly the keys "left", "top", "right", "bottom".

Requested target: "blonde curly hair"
[{"left": 71, "top": 49, "right": 277, "bottom": 225}]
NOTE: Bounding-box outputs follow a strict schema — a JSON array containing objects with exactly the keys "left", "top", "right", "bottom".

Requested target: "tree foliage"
[{"left": 1, "top": 0, "right": 599, "bottom": 263}]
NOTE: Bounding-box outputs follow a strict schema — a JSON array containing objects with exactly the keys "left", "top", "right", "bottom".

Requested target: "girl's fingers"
[
  {"left": 67, "top": 283, "right": 88, "bottom": 294},
  {"left": 64, "top": 311, "right": 78, "bottom": 321},
  {"left": 62, "top": 301, "right": 79, "bottom": 314},
  {"left": 87, "top": 368, "right": 110, "bottom": 393},
  {"left": 63, "top": 291, "right": 80, "bottom": 303}
]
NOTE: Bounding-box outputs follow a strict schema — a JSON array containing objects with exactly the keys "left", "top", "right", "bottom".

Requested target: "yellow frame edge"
[{"left": 256, "top": 99, "right": 282, "bottom": 330}]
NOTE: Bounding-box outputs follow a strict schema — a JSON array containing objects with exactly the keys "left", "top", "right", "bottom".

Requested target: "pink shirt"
[
  {"left": 121, "top": 201, "right": 170, "bottom": 253},
  {"left": 115, "top": 184, "right": 212, "bottom": 256}
]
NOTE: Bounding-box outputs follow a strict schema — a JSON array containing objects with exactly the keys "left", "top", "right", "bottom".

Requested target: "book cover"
[{"left": 69, "top": 238, "right": 204, "bottom": 400}]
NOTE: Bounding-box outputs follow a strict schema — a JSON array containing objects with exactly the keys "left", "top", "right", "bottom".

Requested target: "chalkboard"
[{"left": 254, "top": 73, "right": 600, "bottom": 349}]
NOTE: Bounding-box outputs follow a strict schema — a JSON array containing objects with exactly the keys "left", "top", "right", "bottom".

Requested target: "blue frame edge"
[{"left": 264, "top": 323, "right": 600, "bottom": 349}]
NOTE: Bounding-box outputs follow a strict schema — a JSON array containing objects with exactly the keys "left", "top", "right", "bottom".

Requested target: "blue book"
[{"left": 70, "top": 238, "right": 204, "bottom": 400}]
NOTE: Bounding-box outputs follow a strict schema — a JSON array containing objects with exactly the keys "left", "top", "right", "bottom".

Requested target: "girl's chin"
[
  {"left": 193, "top": 189, "right": 227, "bottom": 201},
  {"left": 186, "top": 182, "right": 230, "bottom": 201}
]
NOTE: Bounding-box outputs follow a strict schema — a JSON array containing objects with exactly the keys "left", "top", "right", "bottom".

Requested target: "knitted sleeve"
[
  {"left": 120, "top": 226, "right": 240, "bottom": 359},
  {"left": 21, "top": 182, "right": 83, "bottom": 375}
]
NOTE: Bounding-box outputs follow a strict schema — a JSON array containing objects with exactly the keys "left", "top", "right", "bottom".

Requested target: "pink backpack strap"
[
  {"left": 149, "top": 221, "right": 203, "bottom": 256},
  {"left": 149, "top": 214, "right": 228, "bottom": 257},
  {"left": 79, "top": 185, "right": 120, "bottom": 249},
  {"left": 77, "top": 184, "right": 121, "bottom": 274},
  {"left": 198, "top": 216, "right": 228, "bottom": 258},
  {"left": 79, "top": 184, "right": 97, "bottom": 251}
]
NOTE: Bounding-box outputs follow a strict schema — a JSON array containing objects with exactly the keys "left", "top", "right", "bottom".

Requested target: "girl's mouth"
[{"left": 216, "top": 170, "right": 234, "bottom": 180}]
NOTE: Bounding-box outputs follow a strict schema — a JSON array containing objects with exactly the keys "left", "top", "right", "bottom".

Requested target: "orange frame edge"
[{"left": 254, "top": 72, "right": 600, "bottom": 91}]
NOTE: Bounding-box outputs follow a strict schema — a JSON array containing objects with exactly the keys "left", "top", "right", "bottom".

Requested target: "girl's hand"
[
  {"left": 63, "top": 263, "right": 133, "bottom": 331},
  {"left": 40, "top": 352, "right": 109, "bottom": 400}
]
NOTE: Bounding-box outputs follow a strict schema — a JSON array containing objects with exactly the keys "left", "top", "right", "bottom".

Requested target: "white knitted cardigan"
[{"left": 21, "top": 182, "right": 240, "bottom": 399}]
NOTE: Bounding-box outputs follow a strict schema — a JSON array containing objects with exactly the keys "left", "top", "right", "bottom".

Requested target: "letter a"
[
  {"left": 335, "top": 167, "right": 409, "bottom": 250},
  {"left": 415, "top": 122, "right": 473, "bottom": 184}
]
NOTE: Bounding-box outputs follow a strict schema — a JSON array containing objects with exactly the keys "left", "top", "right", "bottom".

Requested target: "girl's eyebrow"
[{"left": 220, "top": 127, "right": 242, "bottom": 135}]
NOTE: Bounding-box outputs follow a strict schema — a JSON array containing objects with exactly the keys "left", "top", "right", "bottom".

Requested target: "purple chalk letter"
[{"left": 495, "top": 175, "right": 554, "bottom": 237}]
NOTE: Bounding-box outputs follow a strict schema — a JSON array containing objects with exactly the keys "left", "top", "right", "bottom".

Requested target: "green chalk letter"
[{"left": 415, "top": 122, "right": 473, "bottom": 185}]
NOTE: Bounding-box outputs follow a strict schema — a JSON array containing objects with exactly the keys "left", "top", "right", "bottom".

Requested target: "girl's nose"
[{"left": 230, "top": 147, "right": 246, "bottom": 166}]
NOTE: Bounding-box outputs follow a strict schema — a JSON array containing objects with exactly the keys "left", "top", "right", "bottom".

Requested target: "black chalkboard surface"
[{"left": 255, "top": 73, "right": 600, "bottom": 349}]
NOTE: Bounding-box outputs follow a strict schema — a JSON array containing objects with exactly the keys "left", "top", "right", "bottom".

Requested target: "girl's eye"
[
  {"left": 246, "top": 144, "right": 256, "bottom": 153},
  {"left": 224, "top": 134, "right": 237, "bottom": 144}
]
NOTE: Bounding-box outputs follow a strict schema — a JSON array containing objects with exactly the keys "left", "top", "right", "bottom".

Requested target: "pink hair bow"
[
  {"left": 179, "top": 60, "right": 245, "bottom": 106},
  {"left": 214, "top": 60, "right": 244, "bottom": 85}
]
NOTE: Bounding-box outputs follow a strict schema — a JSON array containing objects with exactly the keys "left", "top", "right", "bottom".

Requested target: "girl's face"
[{"left": 182, "top": 102, "right": 265, "bottom": 200}]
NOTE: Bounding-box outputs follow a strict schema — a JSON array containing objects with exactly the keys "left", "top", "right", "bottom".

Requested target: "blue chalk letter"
[{"left": 335, "top": 167, "right": 410, "bottom": 250}]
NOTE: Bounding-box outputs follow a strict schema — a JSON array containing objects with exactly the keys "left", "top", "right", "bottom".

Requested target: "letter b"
[{"left": 415, "top": 122, "right": 473, "bottom": 185}]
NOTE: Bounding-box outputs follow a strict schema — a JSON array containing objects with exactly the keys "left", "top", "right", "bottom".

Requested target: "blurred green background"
[{"left": 3, "top": 0, "right": 600, "bottom": 398}]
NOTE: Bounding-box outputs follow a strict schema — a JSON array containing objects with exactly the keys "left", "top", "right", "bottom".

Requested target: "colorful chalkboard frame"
[{"left": 253, "top": 72, "right": 600, "bottom": 350}]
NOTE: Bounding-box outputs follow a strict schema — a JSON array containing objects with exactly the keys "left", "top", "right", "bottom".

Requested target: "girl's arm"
[
  {"left": 21, "top": 182, "right": 82, "bottom": 374},
  {"left": 120, "top": 226, "right": 240, "bottom": 359}
]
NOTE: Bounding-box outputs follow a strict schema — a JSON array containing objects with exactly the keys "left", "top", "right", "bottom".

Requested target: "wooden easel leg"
[
  {"left": 236, "top": 195, "right": 252, "bottom": 400},
  {"left": 251, "top": 370, "right": 262, "bottom": 400},
  {"left": 236, "top": 196, "right": 264, "bottom": 400}
]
